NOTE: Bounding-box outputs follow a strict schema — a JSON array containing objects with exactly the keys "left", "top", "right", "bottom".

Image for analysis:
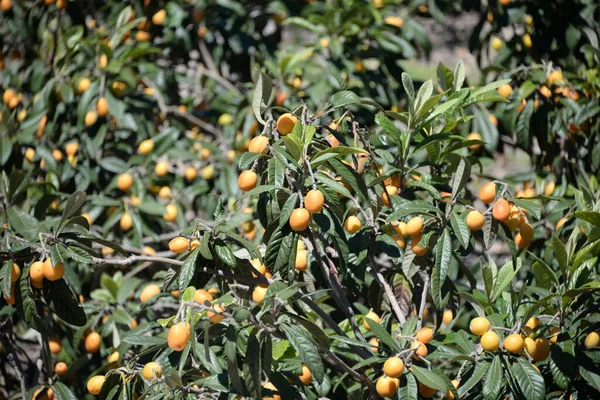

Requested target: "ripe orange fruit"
[
  {"left": 152, "top": 9, "right": 166, "bottom": 25},
  {"left": 406, "top": 216, "right": 424, "bottom": 236},
  {"left": 252, "top": 284, "right": 269, "bottom": 303},
  {"left": 393, "top": 221, "right": 408, "bottom": 237},
  {"left": 290, "top": 208, "right": 311, "bottom": 231},
  {"left": 207, "top": 304, "right": 226, "bottom": 323},
  {"left": 481, "top": 331, "right": 500, "bottom": 351},
  {"left": 447, "top": 379, "right": 460, "bottom": 400},
  {"left": 344, "top": 216, "right": 362, "bottom": 234},
  {"left": 263, "top": 382, "right": 281, "bottom": 400},
  {"left": 519, "top": 222, "right": 534, "bottom": 242},
  {"left": 411, "top": 341, "right": 428, "bottom": 359},
  {"left": 392, "top": 234, "right": 405, "bottom": 249},
  {"left": 539, "top": 85, "right": 552, "bottom": 98},
  {"left": 77, "top": 77, "right": 91, "bottom": 94},
  {"left": 142, "top": 362, "right": 162, "bottom": 380},
  {"left": 533, "top": 337, "right": 550, "bottom": 361},
  {"left": 85, "top": 332, "right": 102, "bottom": 353},
  {"left": 276, "top": 113, "right": 297, "bottom": 135},
  {"left": 383, "top": 15, "right": 404, "bottom": 28},
  {"left": 525, "top": 317, "right": 540, "bottom": 330},
  {"left": 140, "top": 284, "right": 160, "bottom": 303},
  {"left": 117, "top": 173, "right": 133, "bottom": 191},
  {"left": 43, "top": 259, "right": 64, "bottom": 281},
  {"left": 418, "top": 383, "right": 436, "bottom": 398},
  {"left": 363, "top": 310, "right": 380, "bottom": 329},
  {"left": 504, "top": 334, "right": 524, "bottom": 353},
  {"left": 167, "top": 322, "right": 191, "bottom": 351},
  {"left": 492, "top": 199, "right": 510, "bottom": 222},
  {"left": 49, "top": 338, "right": 62, "bottom": 354},
  {"left": 295, "top": 250, "right": 308, "bottom": 271},
  {"left": 96, "top": 97, "right": 108, "bottom": 117},
  {"left": 524, "top": 337, "right": 537, "bottom": 357},
  {"left": 305, "top": 189, "right": 324, "bottom": 214},
  {"left": 478, "top": 182, "right": 496, "bottom": 204},
  {"left": 85, "top": 110, "right": 98, "bottom": 126},
  {"left": 467, "top": 132, "right": 482, "bottom": 151},
  {"left": 194, "top": 289, "right": 213, "bottom": 305},
  {"left": 416, "top": 327, "right": 434, "bottom": 344},
  {"left": 107, "top": 351, "right": 119, "bottom": 363},
  {"left": 548, "top": 70, "right": 563, "bottom": 85},
  {"left": 369, "top": 337, "right": 379, "bottom": 353},
  {"left": 499, "top": 0, "right": 510, "bottom": 6},
  {"left": 381, "top": 185, "right": 398, "bottom": 206},
  {"left": 383, "top": 357, "right": 404, "bottom": 378},
  {"left": 184, "top": 166, "right": 198, "bottom": 181},
  {"left": 298, "top": 364, "right": 312, "bottom": 385},
  {"left": 489, "top": 114, "right": 498, "bottom": 126},
  {"left": 470, "top": 317, "right": 490, "bottom": 336},
  {"left": 466, "top": 210, "right": 485, "bottom": 231},
  {"left": 87, "top": 375, "right": 105, "bottom": 395},
  {"left": 155, "top": 161, "right": 168, "bottom": 176},
  {"left": 248, "top": 136, "right": 269, "bottom": 154},
  {"left": 158, "top": 186, "right": 171, "bottom": 199},
  {"left": 498, "top": 84, "right": 513, "bottom": 98},
  {"left": 544, "top": 181, "right": 555, "bottom": 196},
  {"left": 585, "top": 331, "right": 600, "bottom": 348},
  {"left": 411, "top": 234, "right": 427, "bottom": 256},
  {"left": 376, "top": 376, "right": 400, "bottom": 397},
  {"left": 55, "top": 361, "right": 68, "bottom": 376},
  {"left": 163, "top": 204, "right": 178, "bottom": 222},
  {"left": 10, "top": 263, "right": 20, "bottom": 282},
  {"left": 138, "top": 139, "right": 154, "bottom": 155},
  {"left": 555, "top": 217, "right": 568, "bottom": 231},
  {"left": 549, "top": 327, "right": 560, "bottom": 344},
  {"left": 238, "top": 170, "right": 258, "bottom": 192},
  {"left": 120, "top": 213, "right": 133, "bottom": 231},
  {"left": 169, "top": 237, "right": 189, "bottom": 253},
  {"left": 442, "top": 309, "right": 453, "bottom": 324}
]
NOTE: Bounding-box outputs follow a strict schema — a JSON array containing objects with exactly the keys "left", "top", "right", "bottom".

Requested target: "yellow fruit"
[
  {"left": 138, "top": 139, "right": 154, "bottom": 155},
  {"left": 383, "top": 357, "right": 404, "bottom": 378},
  {"left": 523, "top": 33, "right": 532, "bottom": 48},
  {"left": 519, "top": 222, "right": 534, "bottom": 242},
  {"left": 504, "top": 334, "right": 524, "bottom": 353},
  {"left": 289, "top": 208, "right": 310, "bottom": 231},
  {"left": 207, "top": 304, "right": 225, "bottom": 323},
  {"left": 411, "top": 340, "right": 428, "bottom": 359},
  {"left": 184, "top": 166, "right": 197, "bottom": 181},
  {"left": 25, "top": 148, "right": 35, "bottom": 163},
  {"left": 447, "top": 379, "right": 460, "bottom": 400},
  {"left": 43, "top": 259, "right": 64, "bottom": 281},
  {"left": 194, "top": 289, "right": 213, "bottom": 305},
  {"left": 168, "top": 322, "right": 190, "bottom": 351},
  {"left": 135, "top": 31, "right": 150, "bottom": 42},
  {"left": 344, "top": 215, "right": 362, "bottom": 234},
  {"left": 467, "top": 132, "right": 483, "bottom": 150},
  {"left": 376, "top": 376, "right": 400, "bottom": 397},
  {"left": 382, "top": 185, "right": 398, "bottom": 206},
  {"left": 163, "top": 204, "right": 178, "bottom": 222},
  {"left": 218, "top": 113, "right": 233, "bottom": 126},
  {"left": 411, "top": 234, "right": 427, "bottom": 256},
  {"left": 478, "top": 182, "right": 497, "bottom": 204},
  {"left": 169, "top": 237, "right": 189, "bottom": 254},
  {"left": 585, "top": 331, "right": 600, "bottom": 348},
  {"left": 77, "top": 77, "right": 91, "bottom": 94},
  {"left": 85, "top": 110, "right": 98, "bottom": 126},
  {"left": 540, "top": 85, "right": 552, "bottom": 98},
  {"left": 489, "top": 114, "right": 498, "bottom": 126},
  {"left": 10, "top": 263, "right": 20, "bottom": 282},
  {"left": 470, "top": 317, "right": 490, "bottom": 336},
  {"left": 466, "top": 210, "right": 485, "bottom": 231},
  {"left": 419, "top": 383, "right": 436, "bottom": 398},
  {"left": 49, "top": 338, "right": 62, "bottom": 354},
  {"left": 248, "top": 136, "right": 269, "bottom": 154},
  {"left": 493, "top": 199, "right": 510, "bottom": 222},
  {"left": 55, "top": 361, "right": 68, "bottom": 376},
  {"left": 263, "top": 382, "right": 281, "bottom": 400},
  {"left": 481, "top": 331, "right": 500, "bottom": 351},
  {"left": 526, "top": 317, "right": 540, "bottom": 330},
  {"left": 108, "top": 351, "right": 119, "bottom": 363},
  {"left": 238, "top": 170, "right": 258, "bottom": 191},
  {"left": 117, "top": 173, "right": 133, "bottom": 191},
  {"left": 36, "top": 114, "right": 48, "bottom": 138},
  {"left": 276, "top": 113, "right": 297, "bottom": 135},
  {"left": 142, "top": 362, "right": 162, "bottom": 380},
  {"left": 393, "top": 221, "right": 408, "bottom": 237},
  {"left": 555, "top": 217, "right": 568, "bottom": 231},
  {"left": 548, "top": 70, "right": 563, "bottom": 85},
  {"left": 152, "top": 9, "right": 166, "bottom": 25},
  {"left": 406, "top": 216, "right": 424, "bottom": 236},
  {"left": 299, "top": 364, "right": 312, "bottom": 385},
  {"left": 491, "top": 37, "right": 503, "bottom": 50},
  {"left": 416, "top": 327, "right": 434, "bottom": 344},
  {"left": 533, "top": 337, "right": 551, "bottom": 361},
  {"left": 87, "top": 375, "right": 105, "bottom": 395},
  {"left": 155, "top": 161, "right": 168, "bottom": 176},
  {"left": 30, "top": 260, "right": 45, "bottom": 283},
  {"left": 384, "top": 16, "right": 404, "bottom": 28},
  {"left": 442, "top": 309, "right": 454, "bottom": 324},
  {"left": 140, "top": 284, "right": 160, "bottom": 303},
  {"left": 96, "top": 97, "right": 108, "bottom": 117},
  {"left": 98, "top": 54, "right": 107, "bottom": 68},
  {"left": 52, "top": 149, "right": 63, "bottom": 162},
  {"left": 200, "top": 165, "right": 214, "bottom": 180},
  {"left": 369, "top": 337, "right": 380, "bottom": 353},
  {"left": 120, "top": 213, "right": 133, "bottom": 231},
  {"left": 549, "top": 327, "right": 560, "bottom": 344},
  {"left": 544, "top": 181, "right": 555, "bottom": 196},
  {"left": 305, "top": 190, "right": 325, "bottom": 214},
  {"left": 295, "top": 250, "right": 308, "bottom": 271},
  {"left": 252, "top": 284, "right": 269, "bottom": 303},
  {"left": 85, "top": 332, "right": 101, "bottom": 353},
  {"left": 158, "top": 186, "right": 171, "bottom": 199},
  {"left": 363, "top": 310, "right": 380, "bottom": 329},
  {"left": 498, "top": 84, "right": 513, "bottom": 98}
]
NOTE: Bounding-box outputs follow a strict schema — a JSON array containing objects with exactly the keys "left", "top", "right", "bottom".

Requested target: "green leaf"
[
  {"left": 311, "top": 146, "right": 368, "bottom": 167},
  {"left": 551, "top": 235, "right": 568, "bottom": 277},
  {"left": 278, "top": 193, "right": 299, "bottom": 229},
  {"left": 436, "top": 62, "right": 454, "bottom": 92},
  {"left": 482, "top": 355, "right": 503, "bottom": 400},
  {"left": 451, "top": 157, "right": 471, "bottom": 202},
  {"left": 265, "top": 225, "right": 297, "bottom": 277},
  {"left": 252, "top": 71, "right": 272, "bottom": 124},
  {"left": 364, "top": 317, "right": 400, "bottom": 352},
  {"left": 431, "top": 229, "right": 452, "bottom": 308},
  {"left": 7, "top": 208, "right": 39, "bottom": 240},
  {"left": 123, "top": 335, "right": 167, "bottom": 346},
  {"left": 511, "top": 358, "right": 545, "bottom": 400},
  {"left": 573, "top": 211, "right": 600, "bottom": 227},
  {"left": 457, "top": 362, "right": 488, "bottom": 397},
  {"left": 386, "top": 200, "right": 442, "bottom": 221},
  {"left": 215, "top": 243, "right": 236, "bottom": 267},
  {"left": 178, "top": 247, "right": 201, "bottom": 292},
  {"left": 136, "top": 201, "right": 167, "bottom": 216},
  {"left": 450, "top": 210, "right": 470, "bottom": 249},
  {"left": 315, "top": 172, "right": 352, "bottom": 199},
  {"left": 59, "top": 191, "right": 86, "bottom": 229},
  {"left": 1, "top": 260, "right": 13, "bottom": 298},
  {"left": 411, "top": 365, "right": 449, "bottom": 392},
  {"left": 453, "top": 61, "right": 465, "bottom": 91},
  {"left": 414, "top": 80, "right": 433, "bottom": 117},
  {"left": 375, "top": 113, "right": 401, "bottom": 144},
  {"left": 281, "top": 324, "right": 325, "bottom": 384},
  {"left": 397, "top": 371, "right": 418, "bottom": 399},
  {"left": 243, "top": 331, "right": 262, "bottom": 399},
  {"left": 0, "top": 138, "right": 12, "bottom": 166},
  {"left": 516, "top": 101, "right": 534, "bottom": 148},
  {"left": 44, "top": 279, "right": 86, "bottom": 326},
  {"left": 54, "top": 381, "right": 79, "bottom": 400},
  {"left": 492, "top": 258, "right": 521, "bottom": 302},
  {"left": 402, "top": 73, "right": 415, "bottom": 103},
  {"left": 328, "top": 90, "right": 360, "bottom": 109}
]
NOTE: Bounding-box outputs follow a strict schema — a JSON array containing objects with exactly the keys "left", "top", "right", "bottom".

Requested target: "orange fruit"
[
  {"left": 381, "top": 185, "right": 398, "bottom": 206},
  {"left": 298, "top": 364, "right": 312, "bottom": 385},
  {"left": 470, "top": 317, "right": 490, "bottom": 336},
  {"left": 411, "top": 234, "right": 427, "bottom": 256},
  {"left": 248, "top": 136, "right": 269, "bottom": 154},
  {"left": 363, "top": 310, "right": 380, "bottom": 329},
  {"left": 55, "top": 361, "right": 68, "bottom": 376},
  {"left": 85, "top": 110, "right": 98, "bottom": 126},
  {"left": 120, "top": 213, "right": 133, "bottom": 231},
  {"left": 383, "top": 357, "right": 404, "bottom": 378},
  {"left": 167, "top": 322, "right": 191, "bottom": 351},
  {"left": 344, "top": 216, "right": 362, "bottom": 234},
  {"left": 289, "top": 208, "right": 311, "bottom": 231},
  {"left": 85, "top": 332, "right": 101, "bottom": 353},
  {"left": 10, "top": 263, "right": 21, "bottom": 282},
  {"left": 418, "top": 383, "right": 436, "bottom": 398},
  {"left": 252, "top": 284, "right": 269, "bottom": 303},
  {"left": 442, "top": 309, "right": 453, "bottom": 324},
  {"left": 376, "top": 376, "right": 400, "bottom": 397},
  {"left": 77, "top": 77, "right": 91, "bottom": 94},
  {"left": 49, "top": 338, "right": 62, "bottom": 354},
  {"left": 169, "top": 237, "right": 189, "bottom": 253},
  {"left": 498, "top": 84, "right": 513, "bottom": 98},
  {"left": 155, "top": 161, "right": 168, "bottom": 176},
  {"left": 142, "top": 362, "right": 162, "bottom": 380},
  {"left": 295, "top": 250, "right": 308, "bottom": 271},
  {"left": 107, "top": 351, "right": 119, "bottom": 363},
  {"left": 43, "top": 259, "right": 64, "bottom": 281},
  {"left": 519, "top": 222, "right": 534, "bottom": 242},
  {"left": 585, "top": 332, "right": 600, "bottom": 348},
  {"left": 305, "top": 189, "right": 324, "bottom": 214},
  {"left": 383, "top": 16, "right": 404, "bottom": 28},
  {"left": 238, "top": 170, "right": 258, "bottom": 191},
  {"left": 548, "top": 327, "right": 560, "bottom": 344},
  {"left": 492, "top": 199, "right": 510, "bottom": 222},
  {"left": 555, "top": 217, "right": 568, "bottom": 231},
  {"left": 87, "top": 375, "right": 105, "bottom": 395},
  {"left": 504, "top": 334, "right": 524, "bottom": 353},
  {"left": 481, "top": 331, "right": 500, "bottom": 351},
  {"left": 478, "top": 182, "right": 496, "bottom": 204},
  {"left": 548, "top": 70, "right": 563, "bottom": 85},
  {"left": 466, "top": 210, "right": 485, "bottom": 231},
  {"left": 117, "top": 173, "right": 133, "bottom": 191},
  {"left": 263, "top": 382, "right": 281, "bottom": 400},
  {"left": 140, "top": 284, "right": 160, "bottom": 303},
  {"left": 96, "top": 97, "right": 108, "bottom": 117},
  {"left": 411, "top": 341, "right": 428, "bottom": 359},
  {"left": 194, "top": 289, "right": 213, "bottom": 304},
  {"left": 533, "top": 337, "right": 551, "bottom": 361},
  {"left": 138, "top": 139, "right": 154, "bottom": 155},
  {"left": 152, "top": 9, "right": 166, "bottom": 25},
  {"left": 416, "top": 327, "right": 434, "bottom": 344},
  {"left": 467, "top": 132, "right": 482, "bottom": 151},
  {"left": 525, "top": 317, "right": 540, "bottom": 330},
  {"left": 405, "top": 216, "right": 424, "bottom": 236},
  {"left": 276, "top": 113, "right": 297, "bottom": 135},
  {"left": 392, "top": 221, "right": 408, "bottom": 237}
]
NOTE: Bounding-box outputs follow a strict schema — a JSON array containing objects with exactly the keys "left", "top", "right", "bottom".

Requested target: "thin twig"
[
  {"left": 367, "top": 251, "right": 407, "bottom": 326},
  {"left": 417, "top": 273, "right": 430, "bottom": 330}
]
